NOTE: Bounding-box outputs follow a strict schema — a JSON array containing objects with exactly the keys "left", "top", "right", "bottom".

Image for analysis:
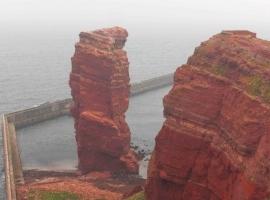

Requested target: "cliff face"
[
  {"left": 69, "top": 27, "right": 138, "bottom": 175},
  {"left": 145, "top": 31, "right": 270, "bottom": 200}
]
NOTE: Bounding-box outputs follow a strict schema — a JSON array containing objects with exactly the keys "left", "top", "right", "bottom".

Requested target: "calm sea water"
[
  {"left": 1, "top": 23, "right": 269, "bottom": 199},
  {"left": 16, "top": 85, "right": 171, "bottom": 177}
]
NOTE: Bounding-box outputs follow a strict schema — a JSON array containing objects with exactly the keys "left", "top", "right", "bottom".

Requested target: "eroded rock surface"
[
  {"left": 145, "top": 31, "right": 270, "bottom": 200},
  {"left": 69, "top": 27, "right": 138, "bottom": 175}
]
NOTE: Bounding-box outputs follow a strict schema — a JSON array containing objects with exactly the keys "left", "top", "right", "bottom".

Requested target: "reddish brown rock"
[
  {"left": 69, "top": 27, "right": 139, "bottom": 175},
  {"left": 145, "top": 31, "right": 270, "bottom": 200}
]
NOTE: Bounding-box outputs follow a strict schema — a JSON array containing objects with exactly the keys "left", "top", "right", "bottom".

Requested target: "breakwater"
[
  {"left": 130, "top": 73, "right": 173, "bottom": 96},
  {"left": 1, "top": 73, "right": 173, "bottom": 199},
  {"left": 2, "top": 99, "right": 73, "bottom": 200},
  {"left": 7, "top": 99, "right": 73, "bottom": 129}
]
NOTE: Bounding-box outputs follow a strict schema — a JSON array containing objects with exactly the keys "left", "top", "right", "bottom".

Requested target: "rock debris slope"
[
  {"left": 145, "top": 31, "right": 270, "bottom": 200},
  {"left": 69, "top": 27, "right": 138, "bottom": 175}
]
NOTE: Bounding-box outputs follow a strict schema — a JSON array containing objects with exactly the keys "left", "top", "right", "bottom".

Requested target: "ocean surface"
[
  {"left": 1, "top": 23, "right": 270, "bottom": 199},
  {"left": 16, "top": 85, "right": 171, "bottom": 177}
]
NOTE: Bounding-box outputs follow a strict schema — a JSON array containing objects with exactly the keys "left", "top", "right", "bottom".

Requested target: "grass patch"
[
  {"left": 124, "top": 191, "right": 145, "bottom": 200},
  {"left": 263, "top": 84, "right": 270, "bottom": 103},
  {"left": 211, "top": 65, "right": 227, "bottom": 76},
  {"left": 248, "top": 174, "right": 254, "bottom": 182},
  {"left": 241, "top": 76, "right": 262, "bottom": 96},
  {"left": 28, "top": 190, "right": 80, "bottom": 200},
  {"left": 240, "top": 164, "right": 247, "bottom": 171}
]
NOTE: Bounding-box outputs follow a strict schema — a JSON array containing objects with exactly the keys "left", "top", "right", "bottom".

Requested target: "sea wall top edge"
[{"left": 2, "top": 98, "right": 73, "bottom": 117}]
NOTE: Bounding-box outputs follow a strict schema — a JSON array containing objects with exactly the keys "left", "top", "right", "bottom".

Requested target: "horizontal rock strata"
[
  {"left": 69, "top": 27, "right": 138, "bottom": 175},
  {"left": 145, "top": 31, "right": 270, "bottom": 200}
]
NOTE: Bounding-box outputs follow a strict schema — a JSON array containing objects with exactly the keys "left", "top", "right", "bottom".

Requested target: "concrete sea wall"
[
  {"left": 7, "top": 99, "right": 73, "bottom": 129},
  {"left": 1, "top": 73, "right": 173, "bottom": 199},
  {"left": 130, "top": 73, "right": 173, "bottom": 96},
  {"left": 2, "top": 116, "right": 17, "bottom": 200},
  {"left": 2, "top": 99, "right": 73, "bottom": 200}
]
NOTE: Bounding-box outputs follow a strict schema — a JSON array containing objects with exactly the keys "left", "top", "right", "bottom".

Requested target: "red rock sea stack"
[
  {"left": 145, "top": 31, "right": 270, "bottom": 200},
  {"left": 69, "top": 27, "right": 139, "bottom": 175}
]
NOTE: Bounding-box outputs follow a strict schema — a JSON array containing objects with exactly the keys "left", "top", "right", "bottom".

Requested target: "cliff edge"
[
  {"left": 145, "top": 31, "right": 270, "bottom": 200},
  {"left": 69, "top": 27, "right": 138, "bottom": 175}
]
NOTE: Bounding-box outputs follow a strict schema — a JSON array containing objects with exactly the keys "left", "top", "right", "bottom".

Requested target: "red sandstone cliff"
[
  {"left": 69, "top": 27, "right": 138, "bottom": 175},
  {"left": 145, "top": 31, "right": 270, "bottom": 200}
]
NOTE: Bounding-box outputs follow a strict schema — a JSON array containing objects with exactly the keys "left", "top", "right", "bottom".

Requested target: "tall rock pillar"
[{"left": 69, "top": 27, "right": 138, "bottom": 175}]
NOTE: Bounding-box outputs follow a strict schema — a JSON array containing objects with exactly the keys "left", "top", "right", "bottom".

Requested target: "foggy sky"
[
  {"left": 1, "top": 0, "right": 269, "bottom": 24},
  {"left": 1, "top": 0, "right": 270, "bottom": 39}
]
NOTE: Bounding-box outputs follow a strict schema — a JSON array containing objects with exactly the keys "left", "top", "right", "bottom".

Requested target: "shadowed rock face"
[
  {"left": 145, "top": 31, "right": 270, "bottom": 200},
  {"left": 69, "top": 27, "right": 138, "bottom": 175}
]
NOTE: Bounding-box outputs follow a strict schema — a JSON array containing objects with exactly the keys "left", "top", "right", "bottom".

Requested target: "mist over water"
[{"left": 1, "top": 13, "right": 270, "bottom": 199}]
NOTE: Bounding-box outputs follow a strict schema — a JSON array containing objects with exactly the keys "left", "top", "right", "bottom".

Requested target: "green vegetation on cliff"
[
  {"left": 28, "top": 190, "right": 80, "bottom": 200},
  {"left": 211, "top": 65, "right": 227, "bottom": 76},
  {"left": 124, "top": 191, "right": 145, "bottom": 200},
  {"left": 241, "top": 75, "right": 262, "bottom": 96}
]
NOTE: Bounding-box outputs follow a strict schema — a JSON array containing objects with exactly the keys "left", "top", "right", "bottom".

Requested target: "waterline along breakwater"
[
  {"left": 2, "top": 99, "right": 73, "bottom": 200},
  {"left": 1, "top": 73, "right": 173, "bottom": 200}
]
